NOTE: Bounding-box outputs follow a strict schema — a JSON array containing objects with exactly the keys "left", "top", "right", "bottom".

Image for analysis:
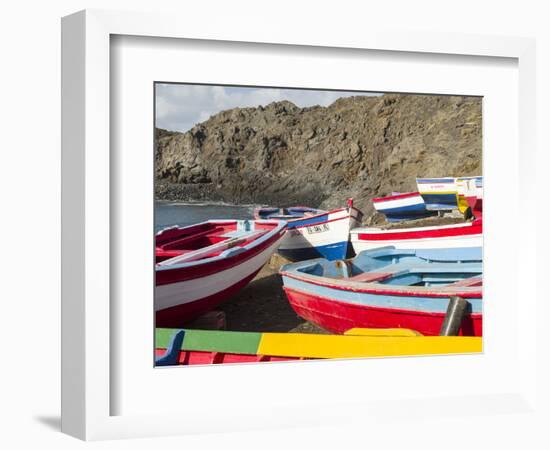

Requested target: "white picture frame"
[{"left": 61, "top": 9, "right": 540, "bottom": 441}]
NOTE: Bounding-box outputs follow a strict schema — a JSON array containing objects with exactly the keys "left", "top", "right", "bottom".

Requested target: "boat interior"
[
  {"left": 258, "top": 206, "right": 323, "bottom": 220},
  {"left": 156, "top": 221, "right": 268, "bottom": 265},
  {"left": 287, "top": 247, "right": 483, "bottom": 288}
]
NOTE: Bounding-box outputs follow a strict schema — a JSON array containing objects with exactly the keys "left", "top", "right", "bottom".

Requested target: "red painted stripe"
[
  {"left": 372, "top": 192, "right": 421, "bottom": 203},
  {"left": 280, "top": 272, "right": 482, "bottom": 299},
  {"left": 156, "top": 229, "right": 285, "bottom": 285},
  {"left": 357, "top": 220, "right": 482, "bottom": 241}
]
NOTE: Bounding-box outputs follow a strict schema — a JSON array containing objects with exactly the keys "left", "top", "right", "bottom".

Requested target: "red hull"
[
  {"left": 284, "top": 287, "right": 482, "bottom": 336},
  {"left": 466, "top": 195, "right": 483, "bottom": 218},
  {"left": 154, "top": 348, "right": 300, "bottom": 365},
  {"left": 156, "top": 268, "right": 261, "bottom": 327}
]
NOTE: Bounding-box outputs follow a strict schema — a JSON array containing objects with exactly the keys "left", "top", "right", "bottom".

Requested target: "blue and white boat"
[
  {"left": 372, "top": 191, "right": 437, "bottom": 222},
  {"left": 254, "top": 199, "right": 363, "bottom": 261},
  {"left": 416, "top": 177, "right": 458, "bottom": 211}
]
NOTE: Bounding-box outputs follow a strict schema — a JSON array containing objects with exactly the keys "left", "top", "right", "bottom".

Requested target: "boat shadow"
[{"left": 217, "top": 270, "right": 328, "bottom": 333}]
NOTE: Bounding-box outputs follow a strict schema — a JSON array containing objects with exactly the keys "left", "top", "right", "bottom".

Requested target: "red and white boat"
[
  {"left": 280, "top": 247, "right": 482, "bottom": 336},
  {"left": 155, "top": 219, "right": 287, "bottom": 327},
  {"left": 350, "top": 218, "right": 482, "bottom": 255}
]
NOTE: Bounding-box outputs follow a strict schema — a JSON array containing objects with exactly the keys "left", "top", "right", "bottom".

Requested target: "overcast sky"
[{"left": 155, "top": 84, "right": 381, "bottom": 133}]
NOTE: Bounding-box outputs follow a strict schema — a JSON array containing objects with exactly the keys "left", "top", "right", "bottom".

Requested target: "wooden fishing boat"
[
  {"left": 155, "top": 327, "right": 482, "bottom": 366},
  {"left": 253, "top": 199, "right": 363, "bottom": 261},
  {"left": 416, "top": 177, "right": 459, "bottom": 210},
  {"left": 350, "top": 217, "right": 482, "bottom": 255},
  {"left": 465, "top": 178, "right": 483, "bottom": 218},
  {"left": 280, "top": 247, "right": 483, "bottom": 336},
  {"left": 372, "top": 191, "right": 437, "bottom": 222},
  {"left": 456, "top": 176, "right": 483, "bottom": 216},
  {"left": 155, "top": 219, "right": 287, "bottom": 327}
]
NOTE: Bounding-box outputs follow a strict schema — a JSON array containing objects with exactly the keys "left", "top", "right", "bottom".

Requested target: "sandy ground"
[{"left": 187, "top": 254, "right": 330, "bottom": 334}]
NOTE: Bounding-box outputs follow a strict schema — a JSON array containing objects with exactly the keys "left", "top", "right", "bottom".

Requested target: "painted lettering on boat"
[
  {"left": 289, "top": 223, "right": 330, "bottom": 236},
  {"left": 306, "top": 223, "right": 330, "bottom": 234}
]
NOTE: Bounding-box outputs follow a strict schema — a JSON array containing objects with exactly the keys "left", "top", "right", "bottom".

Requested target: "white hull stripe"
[
  {"left": 350, "top": 221, "right": 476, "bottom": 235},
  {"left": 374, "top": 195, "right": 423, "bottom": 211},
  {"left": 155, "top": 237, "right": 282, "bottom": 311},
  {"left": 351, "top": 234, "right": 482, "bottom": 252}
]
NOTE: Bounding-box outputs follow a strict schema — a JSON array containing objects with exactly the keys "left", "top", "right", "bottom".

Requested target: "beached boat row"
[
  {"left": 155, "top": 175, "right": 483, "bottom": 360},
  {"left": 372, "top": 176, "right": 483, "bottom": 222}
]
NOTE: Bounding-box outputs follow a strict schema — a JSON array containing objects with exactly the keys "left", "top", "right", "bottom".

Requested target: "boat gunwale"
[
  {"left": 283, "top": 285, "right": 484, "bottom": 316},
  {"left": 280, "top": 266, "right": 483, "bottom": 298},
  {"left": 254, "top": 206, "right": 328, "bottom": 221},
  {"left": 156, "top": 219, "right": 287, "bottom": 271},
  {"left": 290, "top": 208, "right": 362, "bottom": 230},
  {"left": 350, "top": 218, "right": 482, "bottom": 236},
  {"left": 372, "top": 191, "right": 424, "bottom": 203},
  {"left": 256, "top": 205, "right": 362, "bottom": 223}
]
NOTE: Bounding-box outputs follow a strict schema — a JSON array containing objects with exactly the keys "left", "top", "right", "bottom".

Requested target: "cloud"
[{"left": 155, "top": 84, "right": 381, "bottom": 132}]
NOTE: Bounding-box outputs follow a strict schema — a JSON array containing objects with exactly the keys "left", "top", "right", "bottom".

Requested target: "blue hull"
[
  {"left": 420, "top": 193, "right": 458, "bottom": 210},
  {"left": 278, "top": 240, "right": 350, "bottom": 261},
  {"left": 377, "top": 200, "right": 437, "bottom": 222},
  {"left": 381, "top": 204, "right": 437, "bottom": 221}
]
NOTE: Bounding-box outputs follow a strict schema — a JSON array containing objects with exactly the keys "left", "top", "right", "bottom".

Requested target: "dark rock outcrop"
[{"left": 155, "top": 94, "right": 482, "bottom": 223}]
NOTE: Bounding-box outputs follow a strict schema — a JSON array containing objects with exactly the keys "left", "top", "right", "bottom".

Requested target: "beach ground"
[{"left": 187, "top": 254, "right": 330, "bottom": 334}]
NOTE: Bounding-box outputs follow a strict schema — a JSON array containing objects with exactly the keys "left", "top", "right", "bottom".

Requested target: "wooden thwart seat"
[
  {"left": 348, "top": 272, "right": 394, "bottom": 283},
  {"left": 445, "top": 276, "right": 483, "bottom": 288}
]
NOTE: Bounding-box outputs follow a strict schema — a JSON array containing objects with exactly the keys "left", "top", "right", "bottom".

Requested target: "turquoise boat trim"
[{"left": 282, "top": 276, "right": 483, "bottom": 314}]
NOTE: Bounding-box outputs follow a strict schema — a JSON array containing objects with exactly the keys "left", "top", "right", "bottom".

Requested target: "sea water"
[{"left": 155, "top": 201, "right": 255, "bottom": 232}]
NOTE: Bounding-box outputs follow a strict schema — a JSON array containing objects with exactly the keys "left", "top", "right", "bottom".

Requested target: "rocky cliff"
[{"left": 155, "top": 94, "right": 482, "bottom": 224}]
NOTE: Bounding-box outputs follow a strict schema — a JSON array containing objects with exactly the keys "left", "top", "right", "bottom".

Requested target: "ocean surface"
[{"left": 155, "top": 201, "right": 256, "bottom": 232}]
